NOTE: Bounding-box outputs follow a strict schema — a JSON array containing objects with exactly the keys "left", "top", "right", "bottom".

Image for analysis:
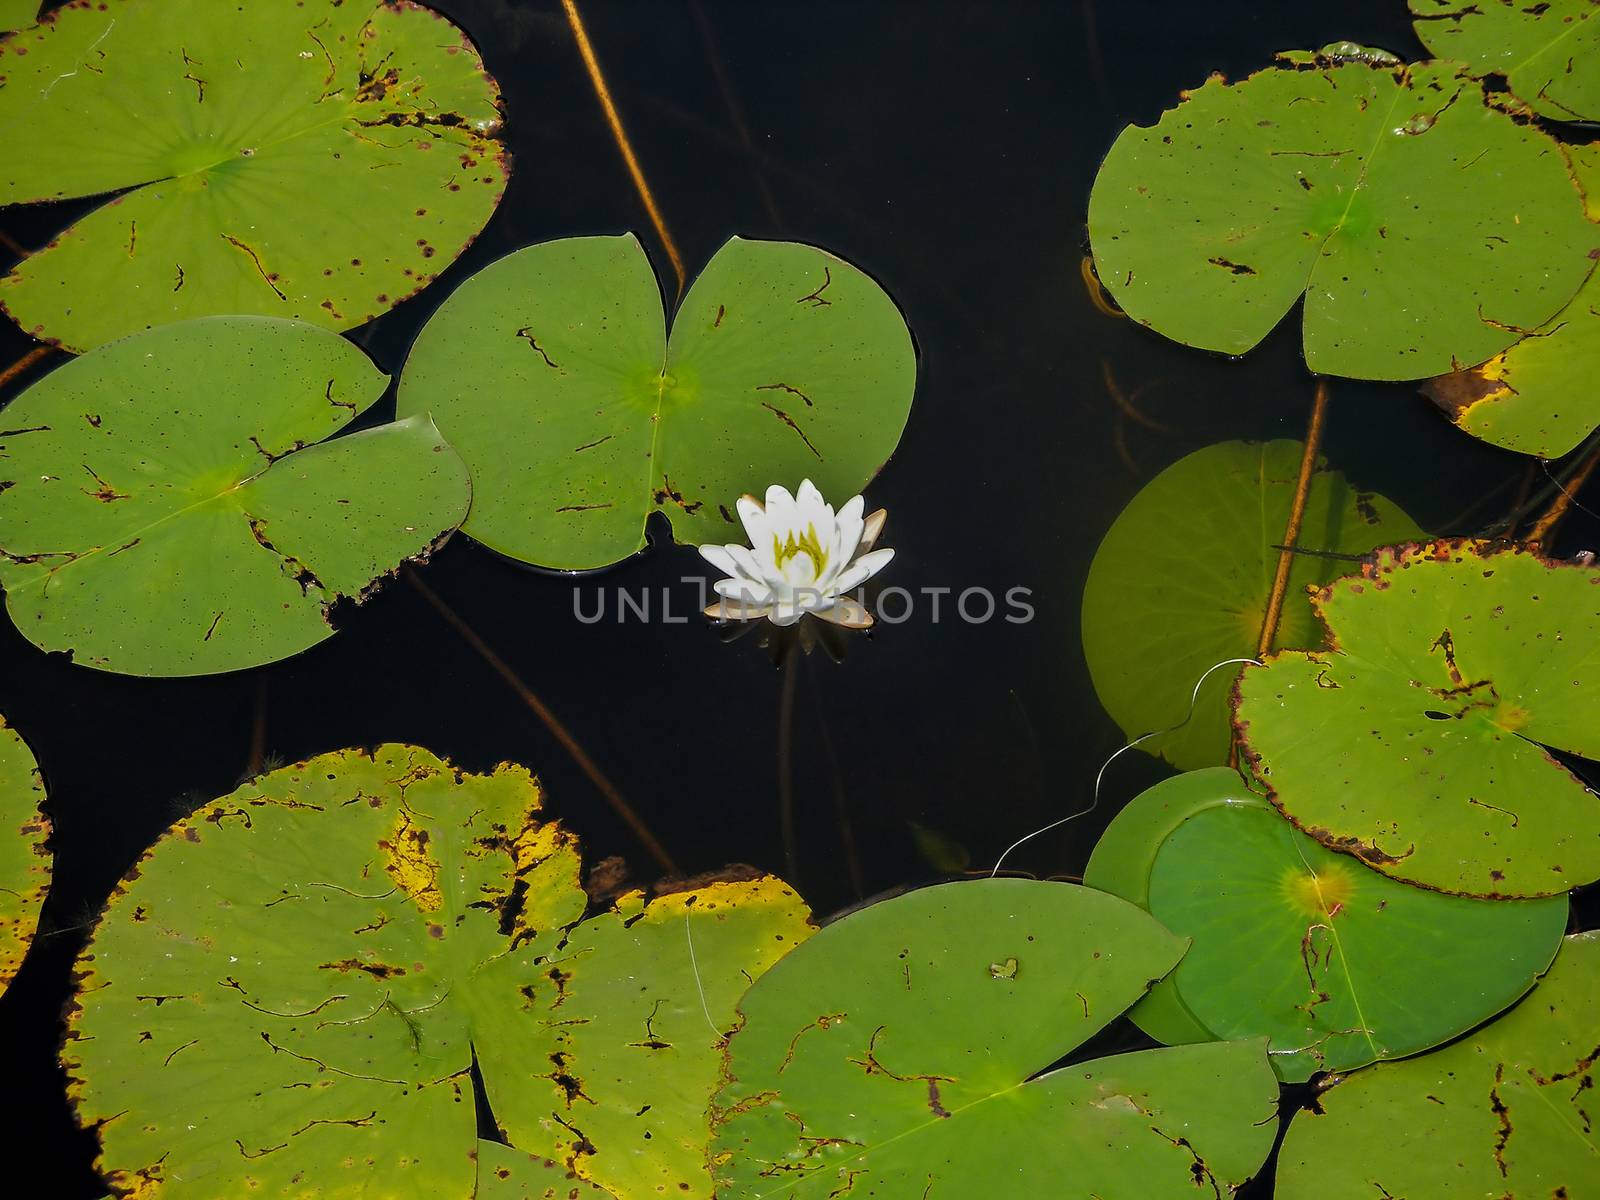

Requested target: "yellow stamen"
[{"left": 772, "top": 524, "right": 828, "bottom": 575}]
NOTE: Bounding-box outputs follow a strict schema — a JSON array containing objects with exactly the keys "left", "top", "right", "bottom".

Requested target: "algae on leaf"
[
  {"left": 66, "top": 745, "right": 811, "bottom": 1200},
  {"left": 0, "top": 316, "right": 472, "bottom": 676},
  {"left": 1082, "top": 440, "right": 1422, "bottom": 770},
  {"left": 711, "top": 879, "right": 1279, "bottom": 1199},
  {"left": 0, "top": 714, "right": 48, "bottom": 993},
  {"left": 1236, "top": 540, "right": 1600, "bottom": 897},
  {"left": 1276, "top": 932, "right": 1600, "bottom": 1199},
  {"left": 398, "top": 235, "right": 916, "bottom": 571},
  {"left": 1089, "top": 53, "right": 1597, "bottom": 380},
  {"left": 0, "top": 0, "right": 507, "bottom": 350}
]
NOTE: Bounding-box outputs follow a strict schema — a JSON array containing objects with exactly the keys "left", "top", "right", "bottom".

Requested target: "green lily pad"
[
  {"left": 396, "top": 235, "right": 916, "bottom": 570},
  {"left": 0, "top": 0, "right": 506, "bottom": 352},
  {"left": 0, "top": 316, "right": 471, "bottom": 676},
  {"left": 68, "top": 744, "right": 813, "bottom": 1200},
  {"left": 1081, "top": 440, "right": 1423, "bottom": 770},
  {"left": 0, "top": 0, "right": 37, "bottom": 35},
  {"left": 0, "top": 714, "right": 48, "bottom": 992},
  {"left": 1411, "top": 0, "right": 1600, "bottom": 123},
  {"left": 1276, "top": 931, "right": 1600, "bottom": 1198},
  {"left": 1091, "top": 768, "right": 1568, "bottom": 1082},
  {"left": 1088, "top": 55, "right": 1597, "bottom": 380},
  {"left": 1423, "top": 144, "right": 1600, "bottom": 457},
  {"left": 477, "top": 1141, "right": 615, "bottom": 1199},
  {"left": 1082, "top": 768, "right": 1236, "bottom": 1048},
  {"left": 710, "top": 879, "right": 1280, "bottom": 1199},
  {"left": 1236, "top": 539, "right": 1600, "bottom": 897}
]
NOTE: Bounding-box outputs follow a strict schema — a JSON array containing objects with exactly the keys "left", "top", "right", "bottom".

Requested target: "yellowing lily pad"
[
  {"left": 1411, "top": 0, "right": 1600, "bottom": 123},
  {"left": 1081, "top": 440, "right": 1423, "bottom": 770},
  {"left": 0, "top": 0, "right": 507, "bottom": 351},
  {"left": 1236, "top": 539, "right": 1600, "bottom": 897},
  {"left": 68, "top": 745, "right": 813, "bottom": 1200},
  {"left": 711, "top": 879, "right": 1280, "bottom": 1199},
  {"left": 1276, "top": 931, "right": 1600, "bottom": 1199},
  {"left": 476, "top": 1141, "right": 615, "bottom": 1199},
  {"left": 1423, "top": 144, "right": 1600, "bottom": 457},
  {"left": 1089, "top": 54, "right": 1597, "bottom": 380},
  {"left": 0, "top": 714, "right": 48, "bottom": 991},
  {"left": 0, "top": 316, "right": 472, "bottom": 676},
  {"left": 1090, "top": 768, "right": 1568, "bottom": 1082},
  {"left": 396, "top": 235, "right": 916, "bottom": 571}
]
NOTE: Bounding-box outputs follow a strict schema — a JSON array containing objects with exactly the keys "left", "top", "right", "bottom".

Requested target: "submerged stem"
[
  {"left": 0, "top": 345, "right": 54, "bottom": 392},
  {"left": 777, "top": 652, "right": 798, "bottom": 881},
  {"left": 405, "top": 568, "right": 679, "bottom": 875},
  {"left": 1256, "top": 378, "right": 1330, "bottom": 659},
  {"left": 561, "top": 0, "right": 687, "bottom": 295},
  {"left": 1528, "top": 440, "right": 1600, "bottom": 546}
]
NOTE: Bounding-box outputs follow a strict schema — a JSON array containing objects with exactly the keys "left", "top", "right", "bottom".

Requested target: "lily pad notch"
[
  {"left": 398, "top": 234, "right": 917, "bottom": 571},
  {"left": 0, "top": 316, "right": 473, "bottom": 675},
  {"left": 1088, "top": 49, "right": 1597, "bottom": 380},
  {"left": 1234, "top": 539, "right": 1600, "bottom": 898}
]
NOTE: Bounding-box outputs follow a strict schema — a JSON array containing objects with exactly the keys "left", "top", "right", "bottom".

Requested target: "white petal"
[
  {"left": 814, "top": 596, "right": 874, "bottom": 629},
  {"left": 768, "top": 599, "right": 804, "bottom": 626},
  {"left": 796, "top": 479, "right": 826, "bottom": 512},
  {"left": 698, "top": 544, "right": 742, "bottom": 580},
  {"left": 736, "top": 494, "right": 769, "bottom": 550},
  {"left": 705, "top": 599, "right": 772, "bottom": 622},
  {"left": 715, "top": 577, "right": 773, "bottom": 604},
  {"left": 727, "top": 543, "right": 781, "bottom": 589},
  {"left": 858, "top": 508, "right": 888, "bottom": 554},
  {"left": 764, "top": 484, "right": 797, "bottom": 533},
  {"left": 822, "top": 496, "right": 865, "bottom": 588},
  {"left": 780, "top": 551, "right": 818, "bottom": 589},
  {"left": 833, "top": 547, "right": 894, "bottom": 593}
]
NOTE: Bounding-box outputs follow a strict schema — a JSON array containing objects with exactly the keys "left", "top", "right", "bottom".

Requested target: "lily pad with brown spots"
[
  {"left": 1276, "top": 931, "right": 1600, "bottom": 1199},
  {"left": 396, "top": 235, "right": 916, "bottom": 571},
  {"left": 711, "top": 879, "right": 1280, "bottom": 1199},
  {"left": 1235, "top": 540, "right": 1600, "bottom": 897},
  {"left": 0, "top": 0, "right": 507, "bottom": 351},
  {"left": 0, "top": 713, "right": 49, "bottom": 992},
  {"left": 67, "top": 745, "right": 813, "bottom": 1199}
]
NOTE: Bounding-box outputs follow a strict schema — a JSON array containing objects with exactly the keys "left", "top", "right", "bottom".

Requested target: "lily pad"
[
  {"left": 397, "top": 235, "right": 916, "bottom": 571},
  {"left": 1090, "top": 767, "right": 1568, "bottom": 1082},
  {"left": 0, "top": 0, "right": 507, "bottom": 352},
  {"left": 1276, "top": 931, "right": 1600, "bottom": 1198},
  {"left": 1411, "top": 0, "right": 1600, "bottom": 123},
  {"left": 0, "top": 316, "right": 471, "bottom": 676},
  {"left": 67, "top": 744, "right": 813, "bottom": 1200},
  {"left": 1088, "top": 54, "right": 1597, "bottom": 380},
  {"left": 1081, "top": 440, "right": 1423, "bottom": 770},
  {"left": 0, "top": 0, "right": 37, "bottom": 35},
  {"left": 477, "top": 1141, "right": 615, "bottom": 1199},
  {"left": 710, "top": 878, "right": 1280, "bottom": 1199},
  {"left": 1423, "top": 144, "right": 1600, "bottom": 457},
  {"left": 1236, "top": 539, "right": 1600, "bottom": 897},
  {"left": 1082, "top": 768, "right": 1236, "bottom": 1048},
  {"left": 480, "top": 877, "right": 815, "bottom": 1199},
  {"left": 0, "top": 714, "right": 48, "bottom": 992}
]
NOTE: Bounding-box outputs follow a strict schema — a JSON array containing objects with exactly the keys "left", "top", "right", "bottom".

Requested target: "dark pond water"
[{"left": 2, "top": 0, "right": 1595, "bottom": 1191}]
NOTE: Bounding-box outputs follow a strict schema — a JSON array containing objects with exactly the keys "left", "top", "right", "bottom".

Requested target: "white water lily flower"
[{"left": 699, "top": 480, "right": 893, "bottom": 629}]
